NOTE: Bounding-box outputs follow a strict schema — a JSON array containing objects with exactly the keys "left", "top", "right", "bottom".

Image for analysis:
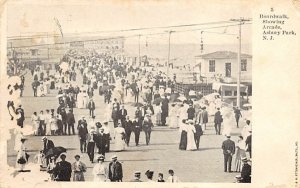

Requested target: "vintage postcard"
[{"left": 0, "top": 0, "right": 299, "bottom": 188}]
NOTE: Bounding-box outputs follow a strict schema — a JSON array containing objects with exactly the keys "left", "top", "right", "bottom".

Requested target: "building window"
[
  {"left": 209, "top": 60, "right": 215, "bottom": 72},
  {"left": 225, "top": 63, "right": 231, "bottom": 77},
  {"left": 30, "top": 49, "right": 38, "bottom": 56},
  {"left": 224, "top": 90, "right": 232, "bottom": 96},
  {"left": 241, "top": 59, "right": 247, "bottom": 71}
]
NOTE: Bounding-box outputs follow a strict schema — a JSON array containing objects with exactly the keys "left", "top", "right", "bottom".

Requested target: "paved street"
[{"left": 7, "top": 70, "right": 247, "bottom": 182}]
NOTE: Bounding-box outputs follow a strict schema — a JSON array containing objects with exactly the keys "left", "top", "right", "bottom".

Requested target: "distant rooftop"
[{"left": 195, "top": 51, "right": 252, "bottom": 59}]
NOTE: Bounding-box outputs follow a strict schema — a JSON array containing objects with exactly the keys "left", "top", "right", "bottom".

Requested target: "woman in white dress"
[
  {"left": 77, "top": 91, "right": 84, "bottom": 109},
  {"left": 93, "top": 155, "right": 108, "bottom": 182},
  {"left": 168, "top": 103, "right": 178, "bottom": 128},
  {"left": 31, "top": 112, "right": 40, "bottom": 135},
  {"left": 82, "top": 90, "right": 89, "bottom": 108},
  {"left": 49, "top": 114, "right": 58, "bottom": 135},
  {"left": 221, "top": 107, "right": 234, "bottom": 136},
  {"left": 153, "top": 103, "right": 162, "bottom": 126},
  {"left": 185, "top": 120, "right": 197, "bottom": 151},
  {"left": 114, "top": 122, "right": 126, "bottom": 151},
  {"left": 16, "top": 137, "right": 28, "bottom": 171}
]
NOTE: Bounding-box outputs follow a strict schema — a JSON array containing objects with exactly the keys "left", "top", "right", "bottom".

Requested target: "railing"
[{"left": 174, "top": 83, "right": 213, "bottom": 96}]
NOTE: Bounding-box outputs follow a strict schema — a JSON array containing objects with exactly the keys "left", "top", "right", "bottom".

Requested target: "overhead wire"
[{"left": 8, "top": 22, "right": 252, "bottom": 49}]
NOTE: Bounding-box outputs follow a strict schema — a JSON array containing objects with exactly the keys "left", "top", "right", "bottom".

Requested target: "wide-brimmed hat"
[
  {"left": 241, "top": 157, "right": 248, "bottom": 162},
  {"left": 97, "top": 154, "right": 105, "bottom": 160},
  {"left": 111, "top": 155, "right": 117, "bottom": 159},
  {"left": 74, "top": 155, "right": 80, "bottom": 159}
]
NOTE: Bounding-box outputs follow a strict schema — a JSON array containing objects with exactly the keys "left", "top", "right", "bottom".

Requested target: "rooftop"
[{"left": 195, "top": 51, "right": 252, "bottom": 59}]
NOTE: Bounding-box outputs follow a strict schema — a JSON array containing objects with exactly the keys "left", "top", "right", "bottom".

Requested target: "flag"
[{"left": 54, "top": 17, "right": 63, "bottom": 37}]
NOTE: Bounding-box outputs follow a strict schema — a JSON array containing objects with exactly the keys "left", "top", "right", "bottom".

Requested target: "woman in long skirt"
[
  {"left": 234, "top": 136, "right": 246, "bottom": 172},
  {"left": 186, "top": 120, "right": 197, "bottom": 151},
  {"left": 114, "top": 122, "right": 126, "bottom": 151},
  {"left": 168, "top": 103, "right": 178, "bottom": 128},
  {"left": 179, "top": 119, "right": 187, "bottom": 150},
  {"left": 154, "top": 103, "right": 162, "bottom": 126},
  {"left": 93, "top": 155, "right": 108, "bottom": 182},
  {"left": 16, "top": 137, "right": 28, "bottom": 171},
  {"left": 49, "top": 114, "right": 58, "bottom": 135}
]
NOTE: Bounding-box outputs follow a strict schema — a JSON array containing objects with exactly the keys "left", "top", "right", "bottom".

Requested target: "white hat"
[{"left": 111, "top": 155, "right": 117, "bottom": 159}]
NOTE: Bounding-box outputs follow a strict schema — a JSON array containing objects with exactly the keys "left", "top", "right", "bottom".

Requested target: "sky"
[{"left": 6, "top": 1, "right": 252, "bottom": 46}]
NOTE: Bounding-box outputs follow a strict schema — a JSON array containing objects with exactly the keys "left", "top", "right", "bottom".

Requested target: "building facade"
[{"left": 194, "top": 51, "right": 252, "bottom": 83}]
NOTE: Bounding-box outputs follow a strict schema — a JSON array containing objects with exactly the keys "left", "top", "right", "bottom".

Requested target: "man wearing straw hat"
[
  {"left": 221, "top": 135, "right": 235, "bottom": 173},
  {"left": 108, "top": 155, "right": 123, "bottom": 182},
  {"left": 87, "top": 127, "right": 97, "bottom": 163},
  {"left": 72, "top": 155, "right": 87, "bottom": 181}
]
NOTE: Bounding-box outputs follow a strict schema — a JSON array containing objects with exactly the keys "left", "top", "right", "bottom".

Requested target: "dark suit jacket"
[
  {"left": 222, "top": 139, "right": 235, "bottom": 155},
  {"left": 241, "top": 163, "right": 251, "bottom": 183},
  {"left": 108, "top": 161, "right": 123, "bottom": 181},
  {"left": 194, "top": 124, "right": 203, "bottom": 138},
  {"left": 214, "top": 111, "right": 223, "bottom": 124},
  {"left": 88, "top": 101, "right": 95, "bottom": 110},
  {"left": 124, "top": 120, "right": 133, "bottom": 133},
  {"left": 66, "top": 112, "right": 75, "bottom": 124},
  {"left": 187, "top": 107, "right": 195, "bottom": 119},
  {"left": 132, "top": 120, "right": 142, "bottom": 132},
  {"left": 43, "top": 139, "right": 55, "bottom": 154},
  {"left": 245, "top": 135, "right": 252, "bottom": 152},
  {"left": 94, "top": 133, "right": 107, "bottom": 148},
  {"left": 53, "top": 161, "right": 72, "bottom": 181},
  {"left": 118, "top": 109, "right": 127, "bottom": 120},
  {"left": 77, "top": 120, "right": 88, "bottom": 139}
]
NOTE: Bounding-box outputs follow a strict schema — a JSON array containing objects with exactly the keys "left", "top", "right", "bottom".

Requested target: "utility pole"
[
  {"left": 230, "top": 18, "right": 251, "bottom": 108},
  {"left": 167, "top": 31, "right": 173, "bottom": 87},
  {"left": 138, "top": 35, "right": 141, "bottom": 66}
]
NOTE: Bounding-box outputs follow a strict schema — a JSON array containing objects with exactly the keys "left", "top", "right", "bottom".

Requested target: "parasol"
[
  {"left": 134, "top": 102, "right": 144, "bottom": 107},
  {"left": 174, "top": 95, "right": 187, "bottom": 102},
  {"left": 59, "top": 62, "right": 69, "bottom": 72},
  {"left": 45, "top": 146, "right": 67, "bottom": 158}
]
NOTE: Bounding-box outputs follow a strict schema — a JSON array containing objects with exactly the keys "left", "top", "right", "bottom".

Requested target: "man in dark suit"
[
  {"left": 123, "top": 116, "right": 133, "bottom": 146},
  {"left": 161, "top": 95, "right": 169, "bottom": 126},
  {"left": 86, "top": 128, "right": 96, "bottom": 163},
  {"left": 221, "top": 135, "right": 235, "bottom": 172},
  {"left": 142, "top": 114, "right": 153, "bottom": 145},
  {"left": 214, "top": 108, "right": 223, "bottom": 135},
  {"left": 42, "top": 136, "right": 55, "bottom": 165},
  {"left": 234, "top": 107, "right": 242, "bottom": 128},
  {"left": 61, "top": 108, "right": 68, "bottom": 135},
  {"left": 198, "top": 107, "right": 208, "bottom": 130},
  {"left": 77, "top": 116, "right": 88, "bottom": 153},
  {"left": 132, "top": 117, "right": 142, "bottom": 146},
  {"left": 53, "top": 154, "right": 72, "bottom": 181},
  {"left": 66, "top": 109, "right": 75, "bottom": 135},
  {"left": 118, "top": 105, "right": 128, "bottom": 127},
  {"left": 135, "top": 106, "right": 143, "bottom": 122},
  {"left": 32, "top": 81, "right": 38, "bottom": 97},
  {"left": 240, "top": 157, "right": 251, "bottom": 183},
  {"left": 187, "top": 104, "right": 196, "bottom": 120},
  {"left": 108, "top": 155, "right": 123, "bottom": 182},
  {"left": 88, "top": 98, "right": 96, "bottom": 117},
  {"left": 94, "top": 127, "right": 107, "bottom": 156},
  {"left": 194, "top": 123, "right": 203, "bottom": 150},
  {"left": 245, "top": 130, "right": 252, "bottom": 158}
]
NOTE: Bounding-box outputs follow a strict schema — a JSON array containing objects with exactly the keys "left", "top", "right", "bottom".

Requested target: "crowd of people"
[{"left": 12, "top": 48, "right": 252, "bottom": 183}]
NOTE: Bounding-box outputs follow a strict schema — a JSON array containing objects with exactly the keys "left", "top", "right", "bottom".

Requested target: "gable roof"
[{"left": 195, "top": 51, "right": 252, "bottom": 59}]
